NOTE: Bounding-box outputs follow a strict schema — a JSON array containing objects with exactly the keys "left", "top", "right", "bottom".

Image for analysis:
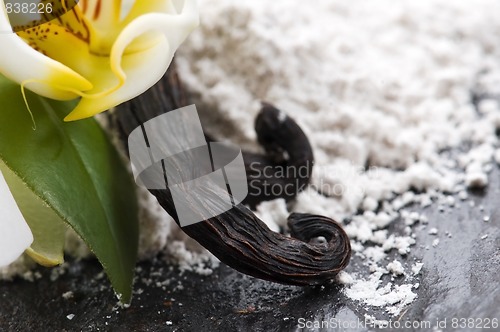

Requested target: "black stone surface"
[{"left": 1, "top": 166, "right": 499, "bottom": 332}]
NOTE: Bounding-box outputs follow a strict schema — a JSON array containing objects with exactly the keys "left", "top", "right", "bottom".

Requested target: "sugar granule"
[{"left": 386, "top": 260, "right": 405, "bottom": 276}]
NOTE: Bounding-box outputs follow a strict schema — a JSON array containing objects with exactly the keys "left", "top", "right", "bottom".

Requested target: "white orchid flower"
[
  {"left": 0, "top": 169, "right": 33, "bottom": 267},
  {"left": 0, "top": 0, "right": 199, "bottom": 121}
]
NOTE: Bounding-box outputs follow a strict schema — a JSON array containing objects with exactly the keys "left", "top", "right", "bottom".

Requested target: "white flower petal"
[{"left": 0, "top": 168, "right": 33, "bottom": 267}]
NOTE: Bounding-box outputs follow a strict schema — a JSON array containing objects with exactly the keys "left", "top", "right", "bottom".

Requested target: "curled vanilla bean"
[
  {"left": 112, "top": 64, "right": 351, "bottom": 285},
  {"left": 242, "top": 102, "right": 314, "bottom": 209}
]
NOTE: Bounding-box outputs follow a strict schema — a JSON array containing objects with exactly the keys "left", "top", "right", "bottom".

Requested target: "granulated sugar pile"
[
  {"left": 175, "top": 0, "right": 500, "bottom": 316},
  {"left": 3, "top": 0, "right": 500, "bottom": 317}
]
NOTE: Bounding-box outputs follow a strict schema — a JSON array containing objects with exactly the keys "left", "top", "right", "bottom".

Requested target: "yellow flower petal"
[
  {"left": 65, "top": 0, "right": 199, "bottom": 121},
  {"left": 1, "top": 0, "right": 198, "bottom": 120},
  {"left": 0, "top": 0, "right": 93, "bottom": 100},
  {"left": 65, "top": 36, "right": 171, "bottom": 121},
  {"left": 122, "top": 0, "right": 177, "bottom": 20},
  {"left": 80, "top": 0, "right": 122, "bottom": 29}
]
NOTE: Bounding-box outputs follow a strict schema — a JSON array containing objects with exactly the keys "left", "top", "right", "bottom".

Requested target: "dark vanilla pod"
[{"left": 112, "top": 63, "right": 351, "bottom": 285}]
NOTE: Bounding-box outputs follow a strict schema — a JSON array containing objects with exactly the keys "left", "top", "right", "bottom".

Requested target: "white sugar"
[
  {"left": 62, "top": 291, "right": 74, "bottom": 300},
  {"left": 465, "top": 172, "right": 488, "bottom": 189},
  {"left": 343, "top": 272, "right": 417, "bottom": 316},
  {"left": 495, "top": 150, "right": 500, "bottom": 165},
  {"left": 412, "top": 263, "right": 424, "bottom": 276},
  {"left": 176, "top": 0, "right": 500, "bottom": 316},
  {"left": 254, "top": 198, "right": 289, "bottom": 232},
  {"left": 387, "top": 260, "right": 405, "bottom": 276},
  {"left": 428, "top": 228, "right": 439, "bottom": 235}
]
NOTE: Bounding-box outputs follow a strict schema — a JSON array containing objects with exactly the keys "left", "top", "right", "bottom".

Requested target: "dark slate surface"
[{"left": 0, "top": 166, "right": 499, "bottom": 332}]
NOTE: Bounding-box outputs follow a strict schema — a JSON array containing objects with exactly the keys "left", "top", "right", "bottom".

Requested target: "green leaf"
[
  {"left": 0, "top": 76, "right": 139, "bottom": 303},
  {"left": 0, "top": 160, "right": 66, "bottom": 266}
]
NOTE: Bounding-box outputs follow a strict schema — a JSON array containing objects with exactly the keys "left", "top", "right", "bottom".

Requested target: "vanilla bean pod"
[
  {"left": 241, "top": 102, "right": 314, "bottom": 209},
  {"left": 112, "top": 64, "right": 351, "bottom": 285}
]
